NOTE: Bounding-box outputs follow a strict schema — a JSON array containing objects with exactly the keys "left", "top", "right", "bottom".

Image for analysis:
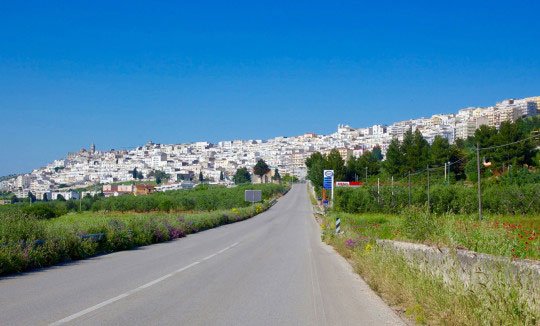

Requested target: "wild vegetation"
[
  {"left": 327, "top": 210, "right": 540, "bottom": 260},
  {"left": 0, "top": 183, "right": 287, "bottom": 275},
  {"left": 0, "top": 183, "right": 286, "bottom": 219},
  {"left": 314, "top": 204, "right": 540, "bottom": 325},
  {"left": 334, "top": 183, "right": 540, "bottom": 215},
  {"left": 307, "top": 118, "right": 540, "bottom": 219}
]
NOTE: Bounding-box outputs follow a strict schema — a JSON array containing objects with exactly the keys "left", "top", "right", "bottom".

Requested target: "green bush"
[
  {"left": 400, "top": 208, "right": 441, "bottom": 241},
  {"left": 0, "top": 183, "right": 286, "bottom": 217},
  {"left": 335, "top": 183, "right": 540, "bottom": 215},
  {"left": 21, "top": 204, "right": 58, "bottom": 219},
  {"left": 0, "top": 186, "right": 283, "bottom": 276}
]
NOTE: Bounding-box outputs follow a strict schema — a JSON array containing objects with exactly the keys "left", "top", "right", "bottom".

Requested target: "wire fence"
[{"left": 335, "top": 134, "right": 540, "bottom": 220}]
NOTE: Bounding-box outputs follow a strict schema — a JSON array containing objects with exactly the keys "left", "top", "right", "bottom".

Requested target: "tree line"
[{"left": 307, "top": 117, "right": 540, "bottom": 190}]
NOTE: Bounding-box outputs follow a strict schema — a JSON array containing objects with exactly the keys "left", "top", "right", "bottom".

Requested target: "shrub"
[
  {"left": 21, "top": 204, "right": 58, "bottom": 219},
  {"left": 335, "top": 183, "right": 540, "bottom": 215}
]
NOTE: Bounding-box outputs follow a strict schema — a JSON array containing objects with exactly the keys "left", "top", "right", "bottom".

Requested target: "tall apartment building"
[{"left": 455, "top": 121, "right": 476, "bottom": 140}]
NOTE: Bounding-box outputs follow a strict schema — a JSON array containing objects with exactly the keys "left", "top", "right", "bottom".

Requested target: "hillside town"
[{"left": 1, "top": 96, "right": 539, "bottom": 201}]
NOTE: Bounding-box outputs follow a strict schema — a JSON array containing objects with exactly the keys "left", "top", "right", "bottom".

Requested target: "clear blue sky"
[{"left": 1, "top": 1, "right": 539, "bottom": 176}]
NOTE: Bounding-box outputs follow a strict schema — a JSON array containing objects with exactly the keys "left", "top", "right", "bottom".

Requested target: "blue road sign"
[{"left": 323, "top": 170, "right": 334, "bottom": 189}]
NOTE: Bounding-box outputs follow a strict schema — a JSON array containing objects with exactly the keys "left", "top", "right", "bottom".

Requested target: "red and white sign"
[{"left": 335, "top": 181, "right": 363, "bottom": 187}]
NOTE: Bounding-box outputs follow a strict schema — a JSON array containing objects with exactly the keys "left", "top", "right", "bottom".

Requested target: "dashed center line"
[{"left": 49, "top": 241, "right": 240, "bottom": 326}]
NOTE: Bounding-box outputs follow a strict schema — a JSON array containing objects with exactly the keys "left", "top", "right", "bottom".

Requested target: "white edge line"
[{"left": 49, "top": 242, "right": 240, "bottom": 326}]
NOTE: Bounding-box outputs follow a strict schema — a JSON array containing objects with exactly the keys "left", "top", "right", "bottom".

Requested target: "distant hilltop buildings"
[{"left": 1, "top": 96, "right": 538, "bottom": 199}]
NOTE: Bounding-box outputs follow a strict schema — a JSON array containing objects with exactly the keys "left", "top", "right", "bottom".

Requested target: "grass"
[
  {"left": 307, "top": 183, "right": 318, "bottom": 205},
  {"left": 327, "top": 211, "right": 540, "bottom": 260},
  {"left": 0, "top": 197, "right": 280, "bottom": 275},
  {"left": 324, "top": 234, "right": 539, "bottom": 325},
  {"left": 319, "top": 211, "right": 540, "bottom": 325}
]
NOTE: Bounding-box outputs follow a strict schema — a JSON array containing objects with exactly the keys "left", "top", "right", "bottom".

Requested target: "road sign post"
[{"left": 323, "top": 170, "right": 334, "bottom": 208}]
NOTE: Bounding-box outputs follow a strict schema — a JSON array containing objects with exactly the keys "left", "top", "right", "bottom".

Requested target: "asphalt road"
[{"left": 0, "top": 184, "right": 405, "bottom": 326}]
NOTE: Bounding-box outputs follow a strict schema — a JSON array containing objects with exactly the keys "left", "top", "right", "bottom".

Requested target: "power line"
[{"left": 479, "top": 133, "right": 540, "bottom": 151}]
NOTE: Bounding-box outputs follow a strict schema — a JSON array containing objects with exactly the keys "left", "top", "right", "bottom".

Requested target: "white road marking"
[
  {"left": 202, "top": 253, "right": 217, "bottom": 261},
  {"left": 49, "top": 242, "right": 240, "bottom": 325}
]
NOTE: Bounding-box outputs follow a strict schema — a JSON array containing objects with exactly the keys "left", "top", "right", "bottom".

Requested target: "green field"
[
  {"left": 325, "top": 211, "right": 540, "bottom": 260},
  {"left": 0, "top": 184, "right": 287, "bottom": 275}
]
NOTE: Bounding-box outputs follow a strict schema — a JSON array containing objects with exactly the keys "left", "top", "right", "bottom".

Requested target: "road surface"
[{"left": 0, "top": 184, "right": 405, "bottom": 326}]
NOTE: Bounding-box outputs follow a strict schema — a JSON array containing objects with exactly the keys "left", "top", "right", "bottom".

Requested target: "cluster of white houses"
[{"left": 2, "top": 96, "right": 538, "bottom": 200}]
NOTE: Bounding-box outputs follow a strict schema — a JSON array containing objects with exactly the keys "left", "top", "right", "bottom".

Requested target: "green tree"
[
  {"left": 150, "top": 170, "right": 170, "bottom": 184},
  {"left": 272, "top": 168, "right": 281, "bottom": 181},
  {"left": 345, "top": 156, "right": 361, "bottom": 181},
  {"left": 28, "top": 191, "right": 36, "bottom": 202},
  {"left": 220, "top": 171, "right": 224, "bottom": 181},
  {"left": 517, "top": 115, "right": 540, "bottom": 135},
  {"left": 253, "top": 159, "right": 270, "bottom": 183},
  {"left": 199, "top": 171, "right": 204, "bottom": 182},
  {"left": 325, "top": 149, "right": 346, "bottom": 181},
  {"left": 132, "top": 168, "right": 138, "bottom": 179},
  {"left": 305, "top": 152, "right": 324, "bottom": 169},
  {"left": 474, "top": 125, "right": 498, "bottom": 149},
  {"left": 448, "top": 144, "right": 468, "bottom": 180},
  {"left": 402, "top": 130, "right": 430, "bottom": 171},
  {"left": 233, "top": 167, "right": 251, "bottom": 184},
  {"left": 57, "top": 194, "right": 66, "bottom": 201},
  {"left": 372, "top": 146, "right": 383, "bottom": 161},
  {"left": 429, "top": 136, "right": 450, "bottom": 167},
  {"left": 383, "top": 138, "right": 404, "bottom": 176},
  {"left": 282, "top": 174, "right": 299, "bottom": 183},
  {"left": 137, "top": 171, "right": 144, "bottom": 180},
  {"left": 306, "top": 152, "right": 325, "bottom": 188},
  {"left": 360, "top": 151, "right": 381, "bottom": 176},
  {"left": 492, "top": 121, "right": 535, "bottom": 168}
]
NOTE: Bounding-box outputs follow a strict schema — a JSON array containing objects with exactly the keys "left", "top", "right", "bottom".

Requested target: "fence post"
[
  {"left": 408, "top": 170, "right": 411, "bottom": 207},
  {"left": 476, "top": 143, "right": 483, "bottom": 220},
  {"left": 427, "top": 164, "right": 430, "bottom": 211}
]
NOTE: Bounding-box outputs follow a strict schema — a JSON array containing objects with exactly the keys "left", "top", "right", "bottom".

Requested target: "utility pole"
[
  {"left": 444, "top": 162, "right": 447, "bottom": 183},
  {"left": 447, "top": 161, "right": 451, "bottom": 184},
  {"left": 79, "top": 192, "right": 82, "bottom": 212},
  {"left": 427, "top": 164, "right": 430, "bottom": 211},
  {"left": 476, "top": 143, "right": 483, "bottom": 220},
  {"left": 365, "top": 166, "right": 368, "bottom": 184},
  {"left": 408, "top": 171, "right": 411, "bottom": 207}
]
